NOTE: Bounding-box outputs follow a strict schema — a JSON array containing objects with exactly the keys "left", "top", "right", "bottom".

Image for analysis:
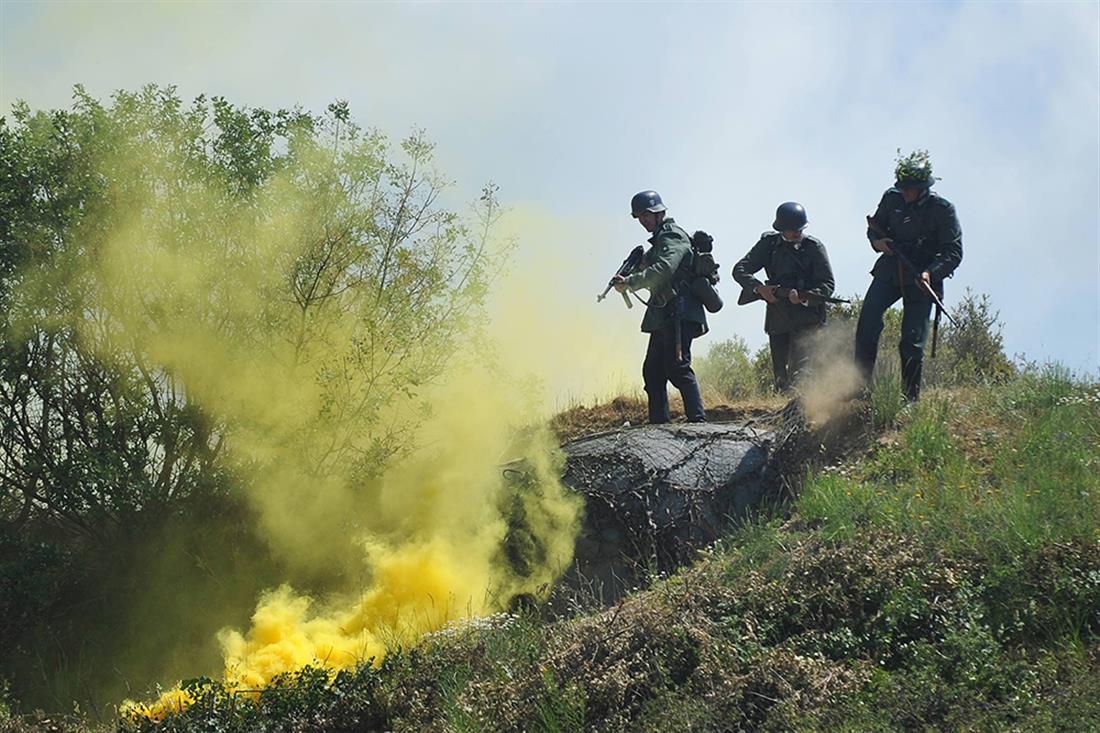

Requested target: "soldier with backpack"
[
  {"left": 732, "top": 202, "right": 836, "bottom": 393},
  {"left": 612, "top": 190, "right": 709, "bottom": 424}
]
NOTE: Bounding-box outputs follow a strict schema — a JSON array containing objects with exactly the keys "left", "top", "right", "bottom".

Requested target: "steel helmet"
[
  {"left": 630, "top": 190, "right": 666, "bottom": 217},
  {"left": 894, "top": 148, "right": 937, "bottom": 189},
  {"left": 773, "top": 201, "right": 808, "bottom": 231}
]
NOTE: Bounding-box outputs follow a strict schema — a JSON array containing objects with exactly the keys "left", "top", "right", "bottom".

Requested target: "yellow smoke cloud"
[
  {"left": 209, "top": 357, "right": 581, "bottom": 692},
  {"left": 489, "top": 204, "right": 645, "bottom": 409},
  {"left": 35, "top": 118, "right": 613, "bottom": 718},
  {"left": 219, "top": 542, "right": 482, "bottom": 691},
  {"left": 120, "top": 688, "right": 197, "bottom": 724}
]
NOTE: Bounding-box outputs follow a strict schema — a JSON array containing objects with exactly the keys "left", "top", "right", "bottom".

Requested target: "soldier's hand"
[
  {"left": 918, "top": 271, "right": 932, "bottom": 290},
  {"left": 756, "top": 284, "right": 778, "bottom": 304},
  {"left": 612, "top": 275, "right": 628, "bottom": 293},
  {"left": 872, "top": 238, "right": 894, "bottom": 255},
  {"left": 787, "top": 289, "right": 807, "bottom": 305}
]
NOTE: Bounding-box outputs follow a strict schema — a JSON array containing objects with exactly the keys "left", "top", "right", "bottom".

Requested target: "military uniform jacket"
[
  {"left": 732, "top": 232, "right": 835, "bottom": 335},
  {"left": 624, "top": 217, "right": 707, "bottom": 334},
  {"left": 866, "top": 189, "right": 962, "bottom": 285}
]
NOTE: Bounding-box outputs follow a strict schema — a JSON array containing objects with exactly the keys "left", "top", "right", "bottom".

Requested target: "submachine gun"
[
  {"left": 597, "top": 245, "right": 645, "bottom": 308},
  {"left": 599, "top": 232, "right": 724, "bottom": 313}
]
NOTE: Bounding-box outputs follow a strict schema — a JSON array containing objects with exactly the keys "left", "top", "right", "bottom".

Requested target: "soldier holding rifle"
[
  {"left": 732, "top": 202, "right": 838, "bottom": 393},
  {"left": 610, "top": 190, "right": 707, "bottom": 424},
  {"left": 856, "top": 150, "right": 963, "bottom": 401}
]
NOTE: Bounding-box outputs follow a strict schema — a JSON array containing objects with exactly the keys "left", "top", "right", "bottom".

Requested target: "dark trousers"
[
  {"left": 768, "top": 328, "right": 813, "bottom": 393},
  {"left": 643, "top": 324, "right": 705, "bottom": 424},
  {"left": 854, "top": 275, "right": 933, "bottom": 401}
]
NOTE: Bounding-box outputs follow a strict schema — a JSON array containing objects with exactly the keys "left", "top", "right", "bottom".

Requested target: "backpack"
[{"left": 686, "top": 230, "right": 724, "bottom": 313}]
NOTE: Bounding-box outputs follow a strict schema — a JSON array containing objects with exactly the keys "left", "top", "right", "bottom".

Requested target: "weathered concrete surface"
[{"left": 551, "top": 406, "right": 809, "bottom": 605}]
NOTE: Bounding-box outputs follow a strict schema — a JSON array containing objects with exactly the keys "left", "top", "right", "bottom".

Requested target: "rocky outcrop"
[{"left": 551, "top": 403, "right": 810, "bottom": 605}]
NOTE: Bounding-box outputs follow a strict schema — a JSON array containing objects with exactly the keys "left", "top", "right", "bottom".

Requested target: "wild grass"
[{"left": 801, "top": 365, "right": 1099, "bottom": 561}]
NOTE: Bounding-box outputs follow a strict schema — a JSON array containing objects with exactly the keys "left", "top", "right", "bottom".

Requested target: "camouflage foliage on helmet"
[
  {"left": 893, "top": 147, "right": 937, "bottom": 186},
  {"left": 894, "top": 148, "right": 935, "bottom": 185}
]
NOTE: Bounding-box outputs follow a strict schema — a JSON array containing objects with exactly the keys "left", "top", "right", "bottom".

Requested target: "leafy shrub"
[{"left": 694, "top": 336, "right": 759, "bottom": 400}]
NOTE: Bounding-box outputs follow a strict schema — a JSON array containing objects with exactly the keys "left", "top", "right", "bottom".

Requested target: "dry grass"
[{"left": 550, "top": 394, "right": 786, "bottom": 444}]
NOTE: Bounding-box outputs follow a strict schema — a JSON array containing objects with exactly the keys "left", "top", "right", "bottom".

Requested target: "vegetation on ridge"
[{"left": 4, "top": 365, "right": 1097, "bottom": 732}]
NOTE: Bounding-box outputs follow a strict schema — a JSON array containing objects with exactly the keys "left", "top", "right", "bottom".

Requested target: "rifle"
[
  {"left": 737, "top": 283, "right": 850, "bottom": 307},
  {"left": 865, "top": 216, "right": 959, "bottom": 328},
  {"left": 597, "top": 245, "right": 645, "bottom": 308}
]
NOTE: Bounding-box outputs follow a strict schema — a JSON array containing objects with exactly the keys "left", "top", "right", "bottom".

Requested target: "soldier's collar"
[
  {"left": 780, "top": 235, "right": 804, "bottom": 251},
  {"left": 648, "top": 217, "right": 676, "bottom": 242}
]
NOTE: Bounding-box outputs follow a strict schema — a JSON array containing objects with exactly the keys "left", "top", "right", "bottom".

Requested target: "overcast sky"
[{"left": 3, "top": 1, "right": 1098, "bottom": 385}]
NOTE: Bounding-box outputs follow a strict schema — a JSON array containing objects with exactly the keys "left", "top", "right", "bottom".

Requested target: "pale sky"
[{"left": 3, "top": 1, "right": 1099, "bottom": 384}]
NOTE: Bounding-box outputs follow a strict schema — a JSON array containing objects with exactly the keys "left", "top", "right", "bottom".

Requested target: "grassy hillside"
[{"left": 4, "top": 367, "right": 1098, "bottom": 732}]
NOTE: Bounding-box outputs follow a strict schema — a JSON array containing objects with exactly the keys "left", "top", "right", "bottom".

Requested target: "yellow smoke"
[
  {"left": 120, "top": 688, "right": 197, "bottom": 724},
  {"left": 217, "top": 544, "right": 451, "bottom": 692},
  {"left": 35, "top": 122, "right": 605, "bottom": 719},
  {"left": 208, "top": 358, "right": 581, "bottom": 692},
  {"left": 491, "top": 205, "right": 644, "bottom": 409}
]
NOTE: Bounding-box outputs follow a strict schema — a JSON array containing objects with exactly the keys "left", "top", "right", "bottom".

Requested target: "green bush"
[
  {"left": 833, "top": 288, "right": 1015, "bottom": 397},
  {"left": 938, "top": 288, "right": 1015, "bottom": 384},
  {"left": 694, "top": 335, "right": 760, "bottom": 400}
]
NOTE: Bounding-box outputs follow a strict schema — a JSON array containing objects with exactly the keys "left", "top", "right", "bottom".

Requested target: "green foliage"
[
  {"left": 695, "top": 338, "right": 808, "bottom": 401},
  {"left": 751, "top": 343, "right": 774, "bottom": 394},
  {"left": 533, "top": 670, "right": 587, "bottom": 733},
  {"left": 2, "top": 84, "right": 502, "bottom": 531},
  {"left": 894, "top": 147, "right": 934, "bottom": 184},
  {"left": 693, "top": 335, "right": 758, "bottom": 400},
  {"left": 116, "top": 666, "right": 389, "bottom": 733},
  {"left": 0, "top": 86, "right": 507, "bottom": 714},
  {"left": 925, "top": 288, "right": 1016, "bottom": 387},
  {"left": 802, "top": 371, "right": 1100, "bottom": 560},
  {"left": 869, "top": 370, "right": 905, "bottom": 428},
  {"left": 0, "top": 534, "right": 67, "bottom": 645}
]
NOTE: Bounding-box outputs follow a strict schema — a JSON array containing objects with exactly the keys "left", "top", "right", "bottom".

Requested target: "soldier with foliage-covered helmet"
[{"left": 855, "top": 149, "right": 963, "bottom": 401}]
